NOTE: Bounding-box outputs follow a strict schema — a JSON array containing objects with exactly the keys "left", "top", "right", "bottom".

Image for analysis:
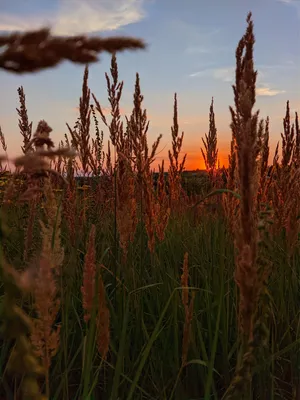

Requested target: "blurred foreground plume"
[{"left": 0, "top": 28, "right": 146, "bottom": 74}]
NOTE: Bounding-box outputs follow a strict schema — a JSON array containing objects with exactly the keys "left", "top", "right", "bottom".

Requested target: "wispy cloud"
[
  {"left": 0, "top": 0, "right": 146, "bottom": 35},
  {"left": 183, "top": 26, "right": 228, "bottom": 57},
  {"left": 277, "top": 0, "right": 296, "bottom": 4},
  {"left": 186, "top": 46, "right": 213, "bottom": 55},
  {"left": 189, "top": 65, "right": 286, "bottom": 96},
  {"left": 258, "top": 61, "right": 296, "bottom": 71},
  {"left": 168, "top": 19, "right": 224, "bottom": 57},
  {"left": 169, "top": 19, "right": 220, "bottom": 42},
  {"left": 185, "top": 44, "right": 231, "bottom": 55},
  {"left": 212, "top": 67, "right": 235, "bottom": 82},
  {"left": 256, "top": 87, "right": 286, "bottom": 96},
  {"left": 276, "top": 0, "right": 300, "bottom": 17},
  {"left": 190, "top": 60, "right": 295, "bottom": 80},
  {"left": 189, "top": 67, "right": 235, "bottom": 82},
  {"left": 189, "top": 70, "right": 206, "bottom": 78}
]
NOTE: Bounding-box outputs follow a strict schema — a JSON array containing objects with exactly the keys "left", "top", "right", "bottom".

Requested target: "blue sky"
[{"left": 0, "top": 0, "right": 299, "bottom": 169}]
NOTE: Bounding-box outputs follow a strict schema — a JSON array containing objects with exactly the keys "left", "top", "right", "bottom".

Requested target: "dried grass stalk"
[
  {"left": 201, "top": 97, "right": 218, "bottom": 179},
  {"left": 168, "top": 93, "right": 186, "bottom": 209}
]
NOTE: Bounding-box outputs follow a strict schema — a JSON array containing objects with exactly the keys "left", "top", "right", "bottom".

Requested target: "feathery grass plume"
[
  {"left": 230, "top": 12, "right": 261, "bottom": 338},
  {"left": 81, "top": 224, "right": 96, "bottom": 324},
  {"left": 93, "top": 54, "right": 126, "bottom": 285},
  {"left": 201, "top": 97, "right": 222, "bottom": 214},
  {"left": 251, "top": 118, "right": 265, "bottom": 206},
  {"left": 12, "top": 121, "right": 75, "bottom": 224},
  {"left": 269, "top": 103, "right": 300, "bottom": 251},
  {"left": 143, "top": 168, "right": 156, "bottom": 253},
  {"left": 66, "top": 155, "right": 76, "bottom": 183},
  {"left": 128, "top": 73, "right": 162, "bottom": 179},
  {"left": 227, "top": 135, "right": 237, "bottom": 192},
  {"left": 92, "top": 53, "right": 124, "bottom": 182},
  {"left": 0, "top": 125, "right": 8, "bottom": 172},
  {"left": 201, "top": 97, "right": 218, "bottom": 181},
  {"left": 180, "top": 252, "right": 194, "bottom": 367},
  {"left": 168, "top": 93, "right": 187, "bottom": 209},
  {"left": 58, "top": 135, "right": 75, "bottom": 177},
  {"left": 292, "top": 111, "right": 299, "bottom": 166},
  {"left": 91, "top": 139, "right": 114, "bottom": 217},
  {"left": 222, "top": 135, "right": 239, "bottom": 234},
  {"left": 51, "top": 140, "right": 62, "bottom": 174},
  {"left": 13, "top": 122, "right": 75, "bottom": 198},
  {"left": 154, "top": 161, "right": 170, "bottom": 242},
  {"left": 106, "top": 140, "right": 113, "bottom": 176},
  {"left": 224, "top": 12, "right": 265, "bottom": 399},
  {"left": 63, "top": 131, "right": 78, "bottom": 184},
  {"left": 17, "top": 86, "right": 33, "bottom": 153},
  {"left": 281, "top": 101, "right": 294, "bottom": 169},
  {"left": 93, "top": 53, "right": 124, "bottom": 150},
  {"left": 257, "top": 117, "right": 270, "bottom": 205},
  {"left": 0, "top": 28, "right": 146, "bottom": 74},
  {"left": 90, "top": 104, "right": 105, "bottom": 176},
  {"left": 127, "top": 73, "right": 162, "bottom": 252},
  {"left": 70, "top": 67, "right": 93, "bottom": 224},
  {"left": 280, "top": 167, "right": 300, "bottom": 252},
  {"left": 0, "top": 137, "right": 68, "bottom": 398},
  {"left": 0, "top": 125, "right": 7, "bottom": 152},
  {"left": 30, "top": 172, "right": 64, "bottom": 398},
  {"left": 93, "top": 53, "right": 125, "bottom": 169},
  {"left": 67, "top": 66, "right": 94, "bottom": 177},
  {"left": 66, "top": 118, "right": 80, "bottom": 155},
  {"left": 116, "top": 152, "right": 137, "bottom": 260},
  {"left": 78, "top": 66, "right": 92, "bottom": 175},
  {"left": 30, "top": 249, "right": 61, "bottom": 398},
  {"left": 32, "top": 120, "right": 54, "bottom": 152}
]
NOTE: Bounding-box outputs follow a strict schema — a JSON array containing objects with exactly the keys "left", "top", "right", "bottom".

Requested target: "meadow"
[{"left": 0, "top": 12, "right": 299, "bottom": 400}]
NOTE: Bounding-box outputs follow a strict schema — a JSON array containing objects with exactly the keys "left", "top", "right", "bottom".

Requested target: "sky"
[{"left": 0, "top": 0, "right": 299, "bottom": 170}]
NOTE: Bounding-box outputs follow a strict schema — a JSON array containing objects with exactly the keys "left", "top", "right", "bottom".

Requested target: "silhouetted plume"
[{"left": 0, "top": 28, "right": 146, "bottom": 74}]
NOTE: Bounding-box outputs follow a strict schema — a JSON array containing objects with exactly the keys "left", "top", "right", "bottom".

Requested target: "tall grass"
[{"left": 0, "top": 12, "right": 300, "bottom": 400}]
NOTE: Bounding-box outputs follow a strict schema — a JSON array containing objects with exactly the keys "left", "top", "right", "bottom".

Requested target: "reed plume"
[
  {"left": 0, "top": 125, "right": 8, "bottom": 172},
  {"left": 224, "top": 12, "right": 267, "bottom": 399},
  {"left": 29, "top": 144, "right": 64, "bottom": 398},
  {"left": 230, "top": 12, "right": 261, "bottom": 339},
  {"left": 154, "top": 161, "right": 170, "bottom": 242},
  {"left": 0, "top": 28, "right": 146, "bottom": 74},
  {"left": 127, "top": 73, "right": 162, "bottom": 252},
  {"left": 201, "top": 97, "right": 218, "bottom": 180},
  {"left": 168, "top": 93, "right": 186, "bottom": 209},
  {"left": 17, "top": 86, "right": 33, "bottom": 153}
]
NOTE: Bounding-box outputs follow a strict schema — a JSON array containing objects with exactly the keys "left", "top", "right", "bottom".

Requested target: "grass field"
[{"left": 0, "top": 12, "right": 299, "bottom": 400}]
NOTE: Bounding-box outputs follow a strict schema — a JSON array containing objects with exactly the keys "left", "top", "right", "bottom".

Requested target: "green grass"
[{"left": 0, "top": 186, "right": 300, "bottom": 399}]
